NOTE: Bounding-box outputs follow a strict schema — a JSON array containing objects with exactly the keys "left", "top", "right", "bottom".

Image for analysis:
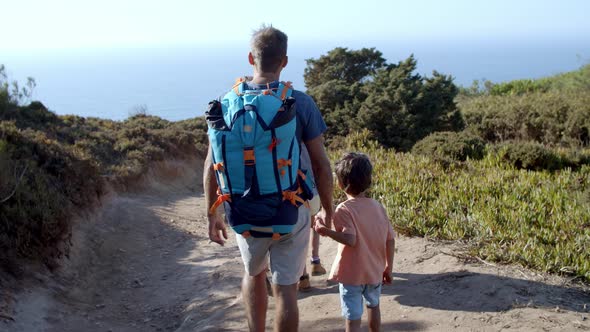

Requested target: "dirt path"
[{"left": 2, "top": 165, "right": 589, "bottom": 331}]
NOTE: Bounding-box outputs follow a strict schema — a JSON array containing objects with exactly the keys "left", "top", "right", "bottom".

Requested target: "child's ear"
[{"left": 248, "top": 52, "right": 255, "bottom": 66}]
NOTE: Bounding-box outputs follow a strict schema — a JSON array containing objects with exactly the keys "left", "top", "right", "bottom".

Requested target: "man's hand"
[
  {"left": 314, "top": 208, "right": 332, "bottom": 229},
  {"left": 313, "top": 220, "right": 330, "bottom": 236},
  {"left": 382, "top": 267, "right": 393, "bottom": 284},
  {"left": 208, "top": 214, "right": 228, "bottom": 246}
]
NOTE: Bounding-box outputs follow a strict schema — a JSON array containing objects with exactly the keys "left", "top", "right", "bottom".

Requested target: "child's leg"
[
  {"left": 367, "top": 305, "right": 381, "bottom": 332},
  {"left": 339, "top": 284, "right": 363, "bottom": 332},
  {"left": 346, "top": 319, "right": 362, "bottom": 332},
  {"left": 362, "top": 283, "right": 383, "bottom": 332}
]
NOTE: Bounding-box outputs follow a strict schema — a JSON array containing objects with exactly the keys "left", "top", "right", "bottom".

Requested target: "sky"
[{"left": 1, "top": 0, "right": 589, "bottom": 51}]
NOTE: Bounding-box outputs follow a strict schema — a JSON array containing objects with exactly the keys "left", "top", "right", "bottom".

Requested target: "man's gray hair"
[{"left": 250, "top": 24, "right": 288, "bottom": 73}]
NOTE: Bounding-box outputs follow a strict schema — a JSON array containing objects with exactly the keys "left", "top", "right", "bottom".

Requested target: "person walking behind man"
[{"left": 204, "top": 25, "right": 334, "bottom": 332}]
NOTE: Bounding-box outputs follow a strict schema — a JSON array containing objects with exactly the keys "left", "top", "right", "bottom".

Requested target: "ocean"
[{"left": 2, "top": 39, "right": 589, "bottom": 121}]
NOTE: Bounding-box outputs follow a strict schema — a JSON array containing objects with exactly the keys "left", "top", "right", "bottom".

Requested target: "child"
[{"left": 315, "top": 152, "right": 395, "bottom": 332}]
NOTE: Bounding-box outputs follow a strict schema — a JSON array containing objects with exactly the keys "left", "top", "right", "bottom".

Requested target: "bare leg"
[
  {"left": 367, "top": 305, "right": 381, "bottom": 332},
  {"left": 272, "top": 283, "right": 299, "bottom": 332},
  {"left": 242, "top": 270, "right": 268, "bottom": 332},
  {"left": 345, "top": 319, "right": 362, "bottom": 332},
  {"left": 311, "top": 228, "right": 320, "bottom": 259}
]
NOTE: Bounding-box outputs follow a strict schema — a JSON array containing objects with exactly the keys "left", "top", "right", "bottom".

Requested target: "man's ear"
[
  {"left": 248, "top": 52, "right": 255, "bottom": 66},
  {"left": 281, "top": 56, "right": 288, "bottom": 68}
]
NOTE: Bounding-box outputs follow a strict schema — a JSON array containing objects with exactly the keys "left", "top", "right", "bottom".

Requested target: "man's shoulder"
[{"left": 292, "top": 89, "right": 315, "bottom": 105}]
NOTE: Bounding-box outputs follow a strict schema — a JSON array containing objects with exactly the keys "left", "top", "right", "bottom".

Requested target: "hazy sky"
[{"left": 2, "top": 0, "right": 589, "bottom": 51}]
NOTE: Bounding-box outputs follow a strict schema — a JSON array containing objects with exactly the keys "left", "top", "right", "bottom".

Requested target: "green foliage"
[
  {"left": 412, "top": 131, "right": 486, "bottom": 163},
  {"left": 304, "top": 49, "right": 463, "bottom": 150},
  {"left": 495, "top": 141, "right": 563, "bottom": 171},
  {"left": 458, "top": 64, "right": 590, "bottom": 98},
  {"left": 332, "top": 140, "right": 590, "bottom": 281},
  {"left": 490, "top": 79, "right": 551, "bottom": 96},
  {"left": 493, "top": 142, "right": 590, "bottom": 171},
  {"left": 460, "top": 90, "right": 590, "bottom": 146}
]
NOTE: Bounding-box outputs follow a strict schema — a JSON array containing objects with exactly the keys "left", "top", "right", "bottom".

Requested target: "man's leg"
[
  {"left": 242, "top": 270, "right": 268, "bottom": 332},
  {"left": 269, "top": 206, "right": 310, "bottom": 329},
  {"left": 272, "top": 283, "right": 299, "bottom": 332},
  {"left": 236, "top": 230, "right": 274, "bottom": 331}
]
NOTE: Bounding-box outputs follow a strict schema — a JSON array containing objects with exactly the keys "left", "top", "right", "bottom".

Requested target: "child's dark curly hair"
[{"left": 334, "top": 152, "right": 372, "bottom": 196}]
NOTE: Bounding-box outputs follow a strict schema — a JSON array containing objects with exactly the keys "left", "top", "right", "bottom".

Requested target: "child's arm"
[
  {"left": 314, "top": 224, "right": 356, "bottom": 247},
  {"left": 383, "top": 238, "right": 395, "bottom": 284}
]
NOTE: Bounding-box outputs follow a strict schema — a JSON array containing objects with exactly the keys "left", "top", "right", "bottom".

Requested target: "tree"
[
  {"left": 303, "top": 49, "right": 464, "bottom": 150},
  {"left": 304, "top": 48, "right": 386, "bottom": 138}
]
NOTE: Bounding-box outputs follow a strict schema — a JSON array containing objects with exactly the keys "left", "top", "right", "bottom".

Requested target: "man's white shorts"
[{"left": 236, "top": 206, "right": 310, "bottom": 285}]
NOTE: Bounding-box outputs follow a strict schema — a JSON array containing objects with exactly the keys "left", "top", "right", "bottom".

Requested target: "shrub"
[
  {"left": 494, "top": 141, "right": 563, "bottom": 171},
  {"left": 412, "top": 131, "right": 486, "bottom": 163},
  {"left": 460, "top": 90, "right": 590, "bottom": 146}
]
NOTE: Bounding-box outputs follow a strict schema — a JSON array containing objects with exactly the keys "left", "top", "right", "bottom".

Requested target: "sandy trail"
[{"left": 2, "top": 163, "right": 589, "bottom": 332}]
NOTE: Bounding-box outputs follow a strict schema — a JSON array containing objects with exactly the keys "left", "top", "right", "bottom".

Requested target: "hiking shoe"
[
  {"left": 311, "top": 262, "right": 327, "bottom": 276},
  {"left": 298, "top": 274, "right": 311, "bottom": 292}
]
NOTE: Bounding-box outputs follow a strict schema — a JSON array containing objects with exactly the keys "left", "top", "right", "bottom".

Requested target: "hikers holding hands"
[
  {"left": 204, "top": 25, "right": 333, "bottom": 332},
  {"left": 315, "top": 152, "right": 396, "bottom": 332}
]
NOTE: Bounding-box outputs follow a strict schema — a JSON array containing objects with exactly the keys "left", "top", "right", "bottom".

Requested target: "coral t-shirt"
[{"left": 328, "top": 197, "right": 395, "bottom": 285}]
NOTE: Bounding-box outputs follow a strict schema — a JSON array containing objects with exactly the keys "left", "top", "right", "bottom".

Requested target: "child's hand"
[
  {"left": 313, "top": 221, "right": 329, "bottom": 236},
  {"left": 382, "top": 269, "right": 393, "bottom": 284}
]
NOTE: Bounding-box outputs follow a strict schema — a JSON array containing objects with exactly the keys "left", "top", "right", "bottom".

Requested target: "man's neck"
[{"left": 251, "top": 72, "right": 280, "bottom": 85}]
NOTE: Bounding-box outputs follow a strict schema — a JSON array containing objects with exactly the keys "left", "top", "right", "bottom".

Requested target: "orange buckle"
[
  {"left": 209, "top": 193, "right": 231, "bottom": 215},
  {"left": 268, "top": 138, "right": 281, "bottom": 151},
  {"left": 297, "top": 169, "right": 306, "bottom": 180},
  {"left": 213, "top": 162, "right": 224, "bottom": 172},
  {"left": 282, "top": 190, "right": 306, "bottom": 206},
  {"left": 244, "top": 149, "right": 255, "bottom": 165},
  {"left": 272, "top": 233, "right": 281, "bottom": 240},
  {"left": 280, "top": 81, "right": 292, "bottom": 100},
  {"left": 242, "top": 231, "right": 251, "bottom": 238}
]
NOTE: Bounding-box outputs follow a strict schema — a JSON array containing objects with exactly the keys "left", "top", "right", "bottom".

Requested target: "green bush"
[
  {"left": 412, "top": 131, "right": 486, "bottom": 163},
  {"left": 495, "top": 141, "right": 563, "bottom": 171},
  {"left": 460, "top": 91, "right": 590, "bottom": 146}
]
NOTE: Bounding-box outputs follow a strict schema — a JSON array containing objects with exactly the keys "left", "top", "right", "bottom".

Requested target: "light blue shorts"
[{"left": 339, "top": 283, "right": 382, "bottom": 320}]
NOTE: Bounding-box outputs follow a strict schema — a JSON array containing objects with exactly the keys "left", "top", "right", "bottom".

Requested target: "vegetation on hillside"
[{"left": 0, "top": 66, "right": 207, "bottom": 269}]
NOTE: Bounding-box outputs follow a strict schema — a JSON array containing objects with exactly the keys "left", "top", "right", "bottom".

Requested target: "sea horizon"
[{"left": 2, "top": 38, "right": 589, "bottom": 122}]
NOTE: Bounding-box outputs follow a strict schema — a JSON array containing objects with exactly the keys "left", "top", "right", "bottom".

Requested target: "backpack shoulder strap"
[{"left": 277, "top": 81, "right": 293, "bottom": 100}]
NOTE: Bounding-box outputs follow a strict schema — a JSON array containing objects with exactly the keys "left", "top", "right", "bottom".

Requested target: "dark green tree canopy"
[{"left": 304, "top": 48, "right": 463, "bottom": 150}]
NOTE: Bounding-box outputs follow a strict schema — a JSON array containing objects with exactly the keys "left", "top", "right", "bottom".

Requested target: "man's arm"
[
  {"left": 304, "top": 134, "right": 333, "bottom": 228},
  {"left": 204, "top": 146, "right": 228, "bottom": 246}
]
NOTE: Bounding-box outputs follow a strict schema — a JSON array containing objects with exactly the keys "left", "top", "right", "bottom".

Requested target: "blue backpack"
[{"left": 206, "top": 78, "right": 313, "bottom": 239}]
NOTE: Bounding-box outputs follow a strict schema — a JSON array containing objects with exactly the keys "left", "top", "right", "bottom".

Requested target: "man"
[{"left": 204, "top": 25, "right": 334, "bottom": 332}]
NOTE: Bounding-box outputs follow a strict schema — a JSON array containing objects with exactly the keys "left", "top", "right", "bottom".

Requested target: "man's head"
[{"left": 249, "top": 25, "right": 288, "bottom": 74}]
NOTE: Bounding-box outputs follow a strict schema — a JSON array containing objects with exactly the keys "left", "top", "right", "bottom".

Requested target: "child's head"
[{"left": 334, "top": 152, "right": 373, "bottom": 196}]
